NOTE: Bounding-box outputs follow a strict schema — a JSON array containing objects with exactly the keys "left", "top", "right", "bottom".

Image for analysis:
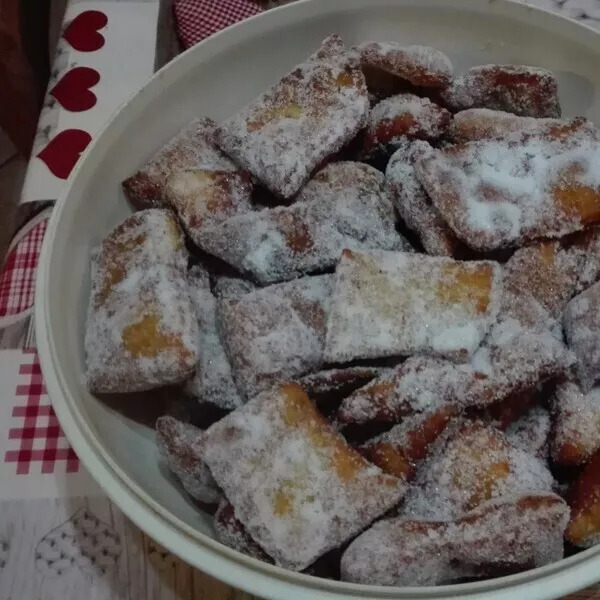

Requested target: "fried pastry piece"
[
  {"left": 197, "top": 162, "right": 408, "bottom": 284},
  {"left": 164, "top": 168, "right": 253, "bottom": 246},
  {"left": 503, "top": 240, "right": 581, "bottom": 318},
  {"left": 324, "top": 249, "right": 502, "bottom": 363},
  {"left": 447, "top": 109, "right": 591, "bottom": 143},
  {"left": 441, "top": 65, "right": 561, "bottom": 117},
  {"left": 566, "top": 449, "right": 600, "bottom": 547},
  {"left": 363, "top": 94, "right": 451, "bottom": 154},
  {"left": 416, "top": 128, "right": 600, "bottom": 251},
  {"left": 85, "top": 210, "right": 199, "bottom": 393},
  {"left": 297, "top": 367, "right": 383, "bottom": 416},
  {"left": 402, "top": 420, "right": 555, "bottom": 520},
  {"left": 341, "top": 494, "right": 569, "bottom": 586},
  {"left": 552, "top": 381, "right": 600, "bottom": 466},
  {"left": 215, "top": 35, "right": 369, "bottom": 198},
  {"left": 480, "top": 389, "right": 541, "bottom": 431},
  {"left": 566, "top": 225, "right": 600, "bottom": 294},
  {"left": 355, "top": 42, "right": 453, "bottom": 89},
  {"left": 199, "top": 384, "right": 405, "bottom": 571},
  {"left": 505, "top": 405, "right": 551, "bottom": 460},
  {"left": 214, "top": 500, "right": 272, "bottom": 562},
  {"left": 122, "top": 117, "right": 250, "bottom": 209},
  {"left": 337, "top": 322, "right": 573, "bottom": 425},
  {"left": 184, "top": 266, "right": 243, "bottom": 410},
  {"left": 564, "top": 281, "right": 600, "bottom": 391},
  {"left": 358, "top": 408, "right": 455, "bottom": 479},
  {"left": 218, "top": 275, "right": 332, "bottom": 399},
  {"left": 155, "top": 416, "right": 221, "bottom": 505},
  {"left": 385, "top": 139, "right": 462, "bottom": 256},
  {"left": 213, "top": 275, "right": 258, "bottom": 300}
]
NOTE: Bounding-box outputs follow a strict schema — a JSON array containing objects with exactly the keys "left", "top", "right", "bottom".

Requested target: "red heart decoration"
[
  {"left": 37, "top": 129, "right": 92, "bottom": 179},
  {"left": 49, "top": 67, "right": 100, "bottom": 112},
  {"left": 62, "top": 10, "right": 108, "bottom": 52}
]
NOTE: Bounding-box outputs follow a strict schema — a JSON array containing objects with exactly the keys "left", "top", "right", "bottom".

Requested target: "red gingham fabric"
[
  {"left": 0, "top": 217, "right": 48, "bottom": 318},
  {"left": 173, "top": 0, "right": 263, "bottom": 49},
  {"left": 4, "top": 350, "right": 79, "bottom": 474}
]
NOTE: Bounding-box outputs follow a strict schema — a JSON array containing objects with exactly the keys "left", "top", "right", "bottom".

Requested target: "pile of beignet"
[{"left": 85, "top": 34, "right": 600, "bottom": 586}]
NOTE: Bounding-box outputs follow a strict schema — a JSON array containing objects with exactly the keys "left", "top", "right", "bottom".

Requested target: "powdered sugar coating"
[
  {"left": 297, "top": 367, "right": 382, "bottom": 397},
  {"left": 358, "top": 408, "right": 454, "bottom": 479},
  {"left": 355, "top": 42, "right": 453, "bottom": 88},
  {"left": 219, "top": 275, "right": 332, "bottom": 399},
  {"left": 215, "top": 35, "right": 369, "bottom": 199},
  {"left": 122, "top": 117, "right": 241, "bottom": 208},
  {"left": 341, "top": 493, "right": 568, "bottom": 586},
  {"left": 213, "top": 500, "right": 272, "bottom": 562},
  {"left": 503, "top": 240, "right": 581, "bottom": 318},
  {"left": 165, "top": 168, "right": 253, "bottom": 246},
  {"left": 197, "top": 162, "right": 408, "bottom": 284},
  {"left": 85, "top": 210, "right": 199, "bottom": 393},
  {"left": 200, "top": 384, "right": 405, "bottom": 571},
  {"left": 363, "top": 94, "right": 451, "bottom": 152},
  {"left": 402, "top": 421, "right": 555, "bottom": 520},
  {"left": 184, "top": 267, "right": 243, "bottom": 410},
  {"left": 441, "top": 65, "right": 561, "bottom": 117},
  {"left": 325, "top": 250, "right": 502, "bottom": 363},
  {"left": 338, "top": 324, "right": 574, "bottom": 425},
  {"left": 386, "top": 140, "right": 461, "bottom": 256},
  {"left": 213, "top": 276, "right": 258, "bottom": 300},
  {"left": 447, "top": 109, "right": 590, "bottom": 143},
  {"left": 564, "top": 281, "right": 600, "bottom": 392},
  {"left": 505, "top": 405, "right": 551, "bottom": 459},
  {"left": 416, "top": 129, "right": 600, "bottom": 251},
  {"left": 155, "top": 416, "right": 221, "bottom": 505},
  {"left": 552, "top": 381, "right": 600, "bottom": 465}
]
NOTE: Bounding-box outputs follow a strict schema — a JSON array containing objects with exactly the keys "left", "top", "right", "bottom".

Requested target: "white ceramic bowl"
[{"left": 35, "top": 1, "right": 600, "bottom": 598}]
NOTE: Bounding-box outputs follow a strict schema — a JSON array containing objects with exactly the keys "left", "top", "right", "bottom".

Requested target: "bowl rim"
[{"left": 35, "top": 0, "right": 600, "bottom": 598}]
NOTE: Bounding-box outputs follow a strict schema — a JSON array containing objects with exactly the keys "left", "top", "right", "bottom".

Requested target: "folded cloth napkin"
[{"left": 173, "top": 0, "right": 264, "bottom": 49}]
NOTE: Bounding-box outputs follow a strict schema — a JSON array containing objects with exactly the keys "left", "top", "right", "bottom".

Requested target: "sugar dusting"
[
  {"left": 197, "top": 161, "right": 409, "bottom": 284},
  {"left": 386, "top": 140, "right": 459, "bottom": 256},
  {"left": 216, "top": 35, "right": 369, "bottom": 198},
  {"left": 341, "top": 493, "right": 569, "bottom": 586},
  {"left": 325, "top": 250, "right": 502, "bottom": 363},
  {"left": 85, "top": 210, "right": 199, "bottom": 393},
  {"left": 155, "top": 415, "right": 221, "bottom": 505},
  {"left": 200, "top": 384, "right": 405, "bottom": 571},
  {"left": 416, "top": 128, "right": 600, "bottom": 251},
  {"left": 218, "top": 275, "right": 333, "bottom": 399},
  {"left": 184, "top": 266, "right": 244, "bottom": 410}
]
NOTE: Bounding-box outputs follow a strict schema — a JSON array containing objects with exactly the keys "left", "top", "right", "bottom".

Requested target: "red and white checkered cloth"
[
  {"left": 4, "top": 350, "right": 79, "bottom": 475},
  {"left": 0, "top": 213, "right": 49, "bottom": 321},
  {"left": 173, "top": 0, "right": 264, "bottom": 49}
]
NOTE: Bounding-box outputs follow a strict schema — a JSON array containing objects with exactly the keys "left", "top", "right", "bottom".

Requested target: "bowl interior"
[{"left": 39, "top": 0, "right": 600, "bottom": 598}]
